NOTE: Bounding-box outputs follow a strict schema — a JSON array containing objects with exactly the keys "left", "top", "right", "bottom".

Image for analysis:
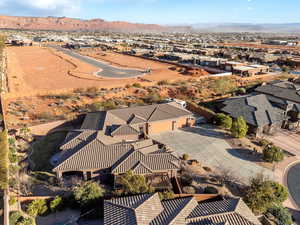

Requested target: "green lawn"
[{"left": 30, "top": 131, "right": 67, "bottom": 172}]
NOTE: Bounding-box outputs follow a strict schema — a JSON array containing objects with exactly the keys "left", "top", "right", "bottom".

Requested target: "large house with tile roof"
[
  {"left": 255, "top": 80, "right": 300, "bottom": 129},
  {"left": 104, "top": 193, "right": 261, "bottom": 225},
  {"left": 52, "top": 102, "right": 195, "bottom": 182},
  {"left": 220, "top": 94, "right": 287, "bottom": 137}
]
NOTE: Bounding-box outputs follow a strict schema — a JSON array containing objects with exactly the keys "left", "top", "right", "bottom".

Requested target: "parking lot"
[{"left": 151, "top": 125, "right": 274, "bottom": 184}]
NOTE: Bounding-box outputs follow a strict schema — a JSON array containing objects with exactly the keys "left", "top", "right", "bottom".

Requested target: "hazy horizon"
[{"left": 0, "top": 0, "right": 299, "bottom": 25}]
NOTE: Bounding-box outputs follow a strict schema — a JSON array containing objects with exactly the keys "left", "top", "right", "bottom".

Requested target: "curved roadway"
[
  {"left": 49, "top": 45, "right": 146, "bottom": 78},
  {"left": 287, "top": 163, "right": 300, "bottom": 208}
]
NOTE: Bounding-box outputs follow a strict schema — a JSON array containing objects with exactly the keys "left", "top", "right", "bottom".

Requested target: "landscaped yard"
[
  {"left": 30, "top": 131, "right": 67, "bottom": 172},
  {"left": 151, "top": 125, "right": 274, "bottom": 184}
]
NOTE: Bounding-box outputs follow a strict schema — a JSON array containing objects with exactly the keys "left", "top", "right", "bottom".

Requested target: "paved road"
[
  {"left": 49, "top": 45, "right": 146, "bottom": 78},
  {"left": 151, "top": 125, "right": 273, "bottom": 184}
]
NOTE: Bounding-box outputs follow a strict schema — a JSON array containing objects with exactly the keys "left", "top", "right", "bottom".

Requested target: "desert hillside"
[{"left": 0, "top": 15, "right": 190, "bottom": 32}]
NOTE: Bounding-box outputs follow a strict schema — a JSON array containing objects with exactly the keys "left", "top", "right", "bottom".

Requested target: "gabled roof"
[
  {"left": 255, "top": 82, "right": 300, "bottom": 104},
  {"left": 81, "top": 103, "right": 192, "bottom": 131},
  {"left": 104, "top": 194, "right": 261, "bottom": 225},
  {"left": 111, "top": 125, "right": 139, "bottom": 137},
  {"left": 53, "top": 134, "right": 180, "bottom": 174},
  {"left": 221, "top": 94, "right": 285, "bottom": 127}
]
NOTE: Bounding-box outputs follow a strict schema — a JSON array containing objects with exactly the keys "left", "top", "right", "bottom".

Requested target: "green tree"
[
  {"left": 215, "top": 113, "right": 232, "bottom": 129},
  {"left": 119, "top": 170, "right": 154, "bottom": 195},
  {"left": 73, "top": 181, "right": 105, "bottom": 207},
  {"left": 267, "top": 205, "right": 293, "bottom": 225},
  {"left": 244, "top": 174, "right": 289, "bottom": 214},
  {"left": 263, "top": 145, "right": 284, "bottom": 163},
  {"left": 26, "top": 199, "right": 48, "bottom": 217},
  {"left": 50, "top": 196, "right": 64, "bottom": 212},
  {"left": 231, "top": 116, "right": 248, "bottom": 138}
]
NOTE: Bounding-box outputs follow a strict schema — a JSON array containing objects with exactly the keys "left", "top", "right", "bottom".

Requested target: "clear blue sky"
[{"left": 1, "top": 0, "right": 300, "bottom": 24}]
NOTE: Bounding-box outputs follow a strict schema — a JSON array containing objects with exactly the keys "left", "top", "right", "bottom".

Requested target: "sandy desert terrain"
[{"left": 5, "top": 46, "right": 207, "bottom": 97}]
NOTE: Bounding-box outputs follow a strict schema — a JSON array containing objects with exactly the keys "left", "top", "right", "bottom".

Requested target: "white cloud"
[{"left": 0, "top": 0, "right": 81, "bottom": 16}]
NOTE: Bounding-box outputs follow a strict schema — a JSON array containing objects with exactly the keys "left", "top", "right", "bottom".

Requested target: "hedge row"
[{"left": 0, "top": 130, "right": 9, "bottom": 190}]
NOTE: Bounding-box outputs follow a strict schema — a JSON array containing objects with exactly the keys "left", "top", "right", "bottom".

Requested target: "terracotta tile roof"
[
  {"left": 82, "top": 103, "right": 192, "bottom": 132},
  {"left": 54, "top": 135, "right": 180, "bottom": 175},
  {"left": 111, "top": 125, "right": 140, "bottom": 137},
  {"left": 104, "top": 194, "right": 261, "bottom": 225}
]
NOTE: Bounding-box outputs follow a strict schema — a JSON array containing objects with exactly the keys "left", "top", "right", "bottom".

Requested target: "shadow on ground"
[
  {"left": 227, "top": 148, "right": 263, "bottom": 163},
  {"left": 181, "top": 125, "right": 230, "bottom": 140}
]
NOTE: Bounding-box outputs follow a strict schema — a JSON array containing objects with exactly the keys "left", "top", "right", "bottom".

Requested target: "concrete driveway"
[
  {"left": 50, "top": 45, "right": 146, "bottom": 78},
  {"left": 264, "top": 129, "right": 300, "bottom": 157},
  {"left": 151, "top": 125, "right": 273, "bottom": 184}
]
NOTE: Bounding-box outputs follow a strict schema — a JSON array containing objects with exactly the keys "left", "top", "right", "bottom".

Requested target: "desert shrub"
[
  {"left": 157, "top": 80, "right": 169, "bottom": 86},
  {"left": 244, "top": 174, "right": 289, "bottom": 214},
  {"left": 119, "top": 170, "right": 154, "bottom": 195},
  {"left": 26, "top": 199, "right": 48, "bottom": 217},
  {"left": 236, "top": 87, "right": 246, "bottom": 95},
  {"left": 231, "top": 116, "right": 248, "bottom": 138},
  {"left": 181, "top": 173, "right": 193, "bottom": 186},
  {"left": 159, "top": 190, "right": 175, "bottom": 200},
  {"left": 50, "top": 196, "right": 64, "bottom": 212},
  {"left": 73, "top": 88, "right": 85, "bottom": 94},
  {"left": 144, "top": 92, "right": 162, "bottom": 104},
  {"left": 36, "top": 112, "right": 55, "bottom": 121},
  {"left": 267, "top": 205, "right": 293, "bottom": 225},
  {"left": 9, "top": 196, "right": 17, "bottom": 206},
  {"left": 183, "top": 186, "right": 196, "bottom": 194},
  {"left": 89, "top": 100, "right": 117, "bottom": 111},
  {"left": 182, "top": 153, "right": 189, "bottom": 161},
  {"left": 263, "top": 144, "right": 284, "bottom": 163},
  {"left": 214, "top": 113, "right": 232, "bottom": 129},
  {"left": 204, "top": 186, "right": 219, "bottom": 194},
  {"left": 73, "top": 181, "right": 105, "bottom": 208},
  {"left": 211, "top": 77, "right": 236, "bottom": 95},
  {"left": 132, "top": 83, "right": 142, "bottom": 88}
]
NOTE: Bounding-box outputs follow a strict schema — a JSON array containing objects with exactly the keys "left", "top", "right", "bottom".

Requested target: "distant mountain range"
[
  {"left": 0, "top": 15, "right": 191, "bottom": 33},
  {"left": 0, "top": 15, "right": 300, "bottom": 33},
  {"left": 192, "top": 23, "right": 300, "bottom": 33}
]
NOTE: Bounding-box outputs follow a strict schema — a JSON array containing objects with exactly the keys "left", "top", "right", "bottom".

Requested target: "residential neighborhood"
[{"left": 1, "top": 6, "right": 300, "bottom": 225}]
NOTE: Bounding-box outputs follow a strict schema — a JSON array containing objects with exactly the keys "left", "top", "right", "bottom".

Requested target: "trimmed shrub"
[
  {"left": 259, "top": 139, "right": 270, "bottom": 147},
  {"left": 159, "top": 190, "right": 175, "bottom": 200},
  {"left": 263, "top": 145, "right": 284, "bottom": 163},
  {"left": 73, "top": 181, "right": 105, "bottom": 207},
  {"left": 215, "top": 113, "right": 232, "bottom": 129},
  {"left": 182, "top": 153, "right": 189, "bottom": 161},
  {"left": 231, "top": 116, "right": 248, "bottom": 138}
]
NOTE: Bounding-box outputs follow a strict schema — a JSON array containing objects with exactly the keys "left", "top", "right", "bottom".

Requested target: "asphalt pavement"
[{"left": 49, "top": 45, "right": 146, "bottom": 78}]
